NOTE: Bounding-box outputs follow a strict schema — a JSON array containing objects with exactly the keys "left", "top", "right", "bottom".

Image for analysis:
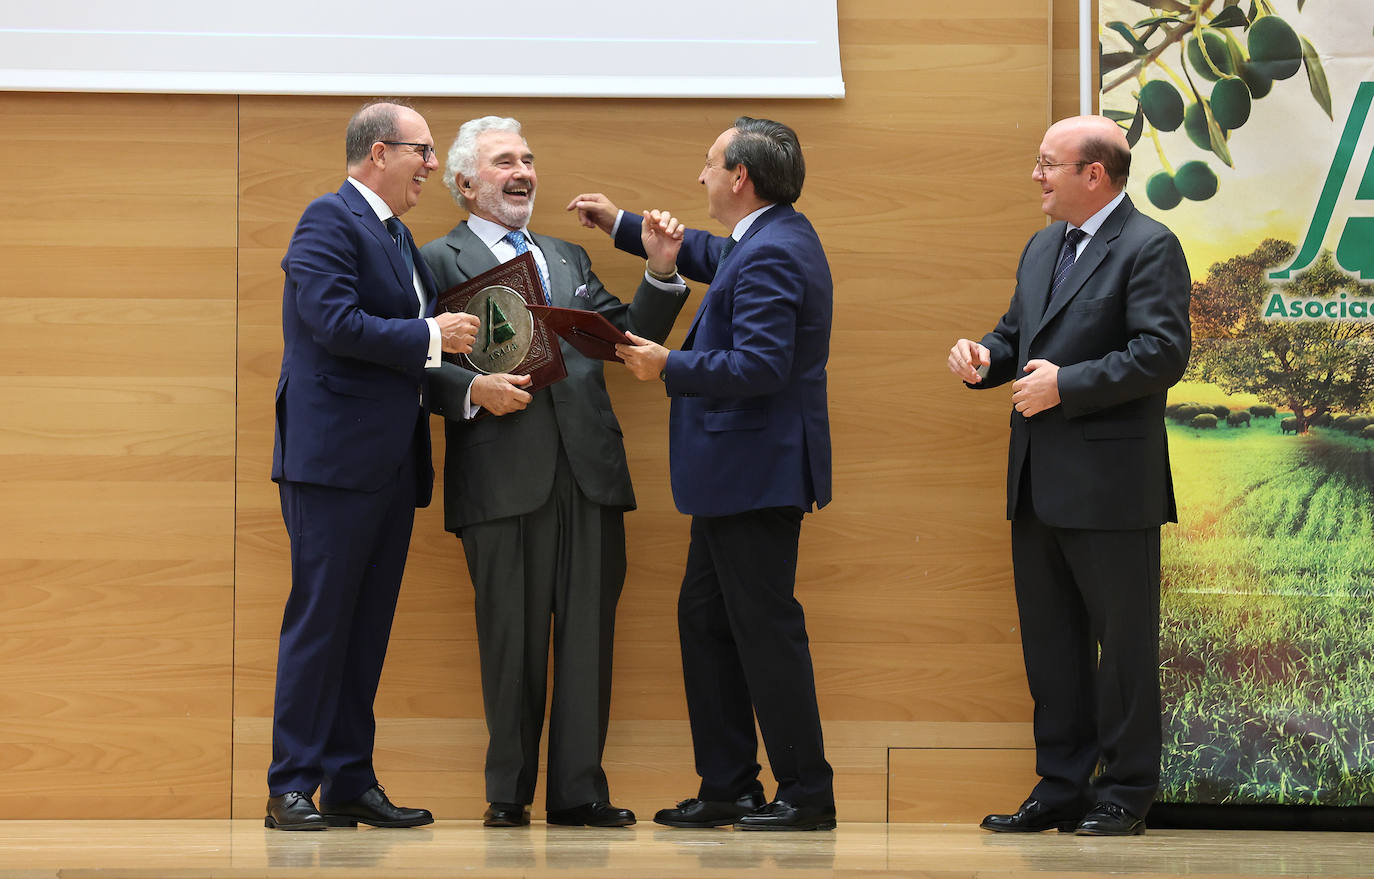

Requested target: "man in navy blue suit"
[
  {"left": 570, "top": 116, "right": 836, "bottom": 831},
  {"left": 266, "top": 99, "right": 479, "bottom": 831}
]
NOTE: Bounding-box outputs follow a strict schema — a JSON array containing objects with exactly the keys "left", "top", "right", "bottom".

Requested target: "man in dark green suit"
[{"left": 419, "top": 116, "right": 688, "bottom": 828}]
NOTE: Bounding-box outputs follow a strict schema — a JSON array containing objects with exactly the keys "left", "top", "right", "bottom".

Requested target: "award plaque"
[
  {"left": 434, "top": 251, "right": 567, "bottom": 391},
  {"left": 526, "top": 304, "right": 633, "bottom": 362}
]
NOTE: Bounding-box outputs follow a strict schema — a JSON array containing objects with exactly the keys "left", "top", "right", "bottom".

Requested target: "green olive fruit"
[
  {"left": 1239, "top": 62, "right": 1274, "bottom": 99},
  {"left": 1183, "top": 101, "right": 1226, "bottom": 153},
  {"left": 1174, "top": 160, "right": 1220, "bottom": 200},
  {"left": 1146, "top": 171, "right": 1183, "bottom": 210},
  {"left": 1248, "top": 16, "right": 1303, "bottom": 81},
  {"left": 1210, "top": 76, "right": 1252, "bottom": 129},
  {"left": 1186, "top": 30, "right": 1236, "bottom": 81},
  {"left": 1139, "top": 80, "right": 1185, "bottom": 131}
]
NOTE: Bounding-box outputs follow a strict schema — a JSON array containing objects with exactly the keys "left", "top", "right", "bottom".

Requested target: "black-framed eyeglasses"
[
  {"left": 382, "top": 141, "right": 436, "bottom": 162},
  {"left": 1034, "top": 157, "right": 1087, "bottom": 173}
]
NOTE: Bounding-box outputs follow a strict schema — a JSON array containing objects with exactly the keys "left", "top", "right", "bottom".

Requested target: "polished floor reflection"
[{"left": 0, "top": 820, "right": 1372, "bottom": 877}]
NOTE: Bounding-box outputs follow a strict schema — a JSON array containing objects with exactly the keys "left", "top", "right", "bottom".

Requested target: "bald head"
[{"left": 1047, "top": 115, "right": 1132, "bottom": 189}]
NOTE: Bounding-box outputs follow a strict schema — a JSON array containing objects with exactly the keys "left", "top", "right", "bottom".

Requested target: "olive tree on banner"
[{"left": 1187, "top": 239, "right": 1374, "bottom": 431}]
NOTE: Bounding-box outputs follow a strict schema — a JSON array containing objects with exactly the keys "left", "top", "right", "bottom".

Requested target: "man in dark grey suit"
[
  {"left": 419, "top": 116, "right": 688, "bottom": 828},
  {"left": 948, "top": 116, "right": 1190, "bottom": 837}
]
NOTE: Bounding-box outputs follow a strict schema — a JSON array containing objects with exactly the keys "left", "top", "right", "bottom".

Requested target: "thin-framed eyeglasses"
[
  {"left": 1034, "top": 157, "right": 1088, "bottom": 173},
  {"left": 383, "top": 141, "right": 436, "bottom": 162}
]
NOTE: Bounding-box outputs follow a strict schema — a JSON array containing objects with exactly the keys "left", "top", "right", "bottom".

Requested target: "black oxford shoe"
[
  {"left": 320, "top": 784, "right": 433, "bottom": 828},
  {"left": 654, "top": 792, "right": 767, "bottom": 828},
  {"left": 734, "top": 799, "right": 837, "bottom": 831},
  {"left": 545, "top": 801, "right": 636, "bottom": 827},
  {"left": 1074, "top": 801, "right": 1145, "bottom": 836},
  {"left": 484, "top": 802, "right": 531, "bottom": 827},
  {"left": 265, "top": 791, "right": 327, "bottom": 831},
  {"left": 980, "top": 797, "right": 1083, "bottom": 833}
]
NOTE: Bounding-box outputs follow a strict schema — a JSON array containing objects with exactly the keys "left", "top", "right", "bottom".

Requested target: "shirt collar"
[
  {"left": 1072, "top": 189, "right": 1126, "bottom": 239},
  {"left": 467, "top": 212, "right": 530, "bottom": 248},
  {"left": 730, "top": 203, "right": 776, "bottom": 242},
  {"left": 347, "top": 176, "right": 393, "bottom": 223}
]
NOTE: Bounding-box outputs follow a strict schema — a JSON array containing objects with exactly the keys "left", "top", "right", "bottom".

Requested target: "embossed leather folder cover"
[
  {"left": 526, "top": 304, "right": 633, "bottom": 362},
  {"left": 435, "top": 251, "right": 567, "bottom": 390}
]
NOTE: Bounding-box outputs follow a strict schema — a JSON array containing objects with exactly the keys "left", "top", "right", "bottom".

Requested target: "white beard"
[{"left": 473, "top": 177, "right": 535, "bottom": 229}]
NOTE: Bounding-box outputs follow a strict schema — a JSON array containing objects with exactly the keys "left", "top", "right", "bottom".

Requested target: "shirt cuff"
[
  {"left": 643, "top": 271, "right": 687, "bottom": 292},
  {"left": 423, "top": 317, "right": 443, "bottom": 369},
  {"left": 611, "top": 209, "right": 624, "bottom": 238}
]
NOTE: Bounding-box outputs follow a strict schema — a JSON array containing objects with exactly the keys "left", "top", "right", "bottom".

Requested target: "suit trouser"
[
  {"left": 678, "top": 507, "right": 835, "bottom": 809},
  {"left": 268, "top": 424, "right": 421, "bottom": 802},
  {"left": 461, "top": 448, "right": 626, "bottom": 809},
  {"left": 1010, "top": 484, "right": 1162, "bottom": 818}
]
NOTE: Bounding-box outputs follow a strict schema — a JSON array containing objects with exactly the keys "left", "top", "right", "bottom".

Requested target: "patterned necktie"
[
  {"left": 385, "top": 217, "right": 421, "bottom": 315},
  {"left": 1047, "top": 227, "right": 1087, "bottom": 311},
  {"left": 503, "top": 229, "right": 550, "bottom": 304},
  {"left": 719, "top": 236, "right": 737, "bottom": 264}
]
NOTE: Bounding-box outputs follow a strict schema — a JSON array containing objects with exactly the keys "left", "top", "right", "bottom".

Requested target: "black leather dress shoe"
[
  {"left": 545, "top": 801, "right": 636, "bottom": 827},
  {"left": 980, "top": 797, "right": 1083, "bottom": 833},
  {"left": 265, "top": 791, "right": 327, "bottom": 831},
  {"left": 320, "top": 784, "right": 433, "bottom": 828},
  {"left": 734, "top": 799, "right": 837, "bottom": 831},
  {"left": 1074, "top": 801, "right": 1145, "bottom": 836},
  {"left": 654, "top": 792, "right": 767, "bottom": 828},
  {"left": 484, "top": 802, "right": 531, "bottom": 827}
]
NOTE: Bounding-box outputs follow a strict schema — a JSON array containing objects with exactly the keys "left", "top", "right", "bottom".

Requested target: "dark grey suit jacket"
[
  {"left": 419, "top": 221, "right": 688, "bottom": 532},
  {"left": 973, "top": 195, "right": 1191, "bottom": 530}
]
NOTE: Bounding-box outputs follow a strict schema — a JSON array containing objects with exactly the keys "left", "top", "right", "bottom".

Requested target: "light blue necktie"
[{"left": 503, "top": 229, "right": 550, "bottom": 304}]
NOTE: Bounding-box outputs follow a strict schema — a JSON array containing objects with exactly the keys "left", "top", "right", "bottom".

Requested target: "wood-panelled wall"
[{"left": 0, "top": 0, "right": 1094, "bottom": 821}]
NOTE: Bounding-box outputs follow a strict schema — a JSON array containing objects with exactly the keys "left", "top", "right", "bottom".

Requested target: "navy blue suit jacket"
[
  {"left": 272, "top": 182, "right": 439, "bottom": 504},
  {"left": 617, "top": 205, "right": 832, "bottom": 517}
]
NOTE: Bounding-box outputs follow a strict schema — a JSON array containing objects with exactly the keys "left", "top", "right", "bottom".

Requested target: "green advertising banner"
[{"left": 1100, "top": 0, "right": 1374, "bottom": 807}]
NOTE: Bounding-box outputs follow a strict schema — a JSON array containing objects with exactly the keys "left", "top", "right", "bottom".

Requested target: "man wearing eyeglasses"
[
  {"left": 266, "top": 99, "right": 479, "bottom": 831},
  {"left": 947, "top": 115, "right": 1191, "bottom": 837}
]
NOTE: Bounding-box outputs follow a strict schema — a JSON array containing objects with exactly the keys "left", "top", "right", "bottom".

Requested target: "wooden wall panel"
[
  {"left": 0, "top": 92, "right": 237, "bottom": 817},
  {"left": 0, "top": 0, "right": 1073, "bottom": 822},
  {"left": 888, "top": 747, "right": 1039, "bottom": 823}
]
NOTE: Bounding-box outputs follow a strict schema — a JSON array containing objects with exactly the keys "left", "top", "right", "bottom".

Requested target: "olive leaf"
[
  {"left": 1298, "top": 0, "right": 1307, "bottom": 10},
  {"left": 1102, "top": 52, "right": 1138, "bottom": 74},
  {"left": 1106, "top": 21, "right": 1150, "bottom": 55},
  {"left": 1300, "top": 35, "right": 1333, "bottom": 119},
  {"left": 1126, "top": 101, "right": 1145, "bottom": 147},
  {"left": 1208, "top": 6, "right": 1250, "bottom": 28},
  {"left": 1202, "top": 100, "right": 1234, "bottom": 167}
]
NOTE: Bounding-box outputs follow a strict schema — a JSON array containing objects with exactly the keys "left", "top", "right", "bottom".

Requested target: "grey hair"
[
  {"left": 444, "top": 116, "right": 524, "bottom": 208},
  {"left": 344, "top": 99, "right": 412, "bottom": 167}
]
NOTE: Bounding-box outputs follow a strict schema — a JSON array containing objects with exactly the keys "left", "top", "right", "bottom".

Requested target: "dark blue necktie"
[
  {"left": 719, "top": 236, "right": 737, "bottom": 264},
  {"left": 503, "top": 229, "right": 550, "bottom": 304},
  {"left": 385, "top": 217, "right": 417, "bottom": 287},
  {"left": 1047, "top": 228, "right": 1087, "bottom": 312}
]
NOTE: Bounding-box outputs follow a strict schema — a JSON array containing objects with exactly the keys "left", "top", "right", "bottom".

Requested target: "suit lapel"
[
  {"left": 442, "top": 222, "right": 501, "bottom": 283},
  {"left": 1033, "top": 197, "right": 1135, "bottom": 337},
  {"left": 338, "top": 183, "right": 415, "bottom": 300},
  {"left": 531, "top": 233, "right": 573, "bottom": 306},
  {"left": 683, "top": 204, "right": 794, "bottom": 348}
]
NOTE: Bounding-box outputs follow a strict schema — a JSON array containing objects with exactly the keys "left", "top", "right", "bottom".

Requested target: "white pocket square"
[{"left": 573, "top": 284, "right": 589, "bottom": 298}]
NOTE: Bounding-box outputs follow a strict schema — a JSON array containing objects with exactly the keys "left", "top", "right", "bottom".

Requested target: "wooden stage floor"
[{"left": 1, "top": 821, "right": 1373, "bottom": 878}]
